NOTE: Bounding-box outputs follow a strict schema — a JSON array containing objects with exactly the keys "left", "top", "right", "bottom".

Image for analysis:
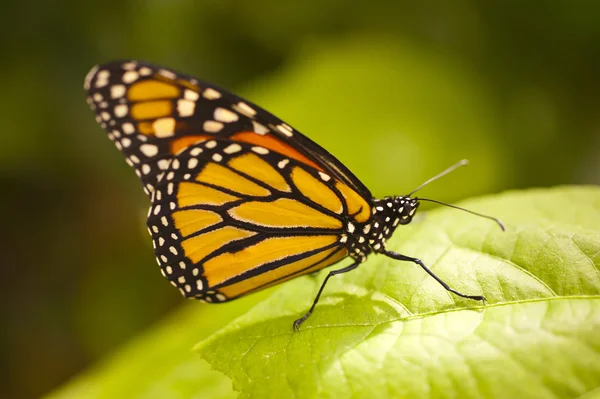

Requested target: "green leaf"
[
  {"left": 45, "top": 294, "right": 266, "bottom": 399},
  {"left": 197, "top": 186, "right": 600, "bottom": 399}
]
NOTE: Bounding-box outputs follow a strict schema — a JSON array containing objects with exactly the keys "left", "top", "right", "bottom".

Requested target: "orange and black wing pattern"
[
  {"left": 84, "top": 60, "right": 371, "bottom": 199},
  {"left": 84, "top": 60, "right": 373, "bottom": 301}
]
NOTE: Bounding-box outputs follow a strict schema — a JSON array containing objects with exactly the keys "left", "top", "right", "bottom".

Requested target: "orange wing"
[
  {"left": 84, "top": 60, "right": 371, "bottom": 199},
  {"left": 146, "top": 139, "right": 373, "bottom": 302}
]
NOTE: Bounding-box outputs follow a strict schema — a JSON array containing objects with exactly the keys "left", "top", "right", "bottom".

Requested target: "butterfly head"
[{"left": 394, "top": 196, "right": 420, "bottom": 225}]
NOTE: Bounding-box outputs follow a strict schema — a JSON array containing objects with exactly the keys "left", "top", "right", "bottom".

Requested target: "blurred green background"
[{"left": 2, "top": 1, "right": 599, "bottom": 398}]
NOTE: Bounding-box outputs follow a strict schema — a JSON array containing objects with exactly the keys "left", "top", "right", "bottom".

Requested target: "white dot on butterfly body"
[{"left": 347, "top": 222, "right": 355, "bottom": 233}]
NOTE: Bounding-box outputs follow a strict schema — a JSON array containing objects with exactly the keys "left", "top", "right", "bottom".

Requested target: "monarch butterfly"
[{"left": 84, "top": 61, "right": 504, "bottom": 330}]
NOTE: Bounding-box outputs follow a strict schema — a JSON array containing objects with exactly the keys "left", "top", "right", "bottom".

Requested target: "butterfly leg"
[
  {"left": 380, "top": 249, "right": 486, "bottom": 302},
  {"left": 293, "top": 260, "right": 360, "bottom": 331}
]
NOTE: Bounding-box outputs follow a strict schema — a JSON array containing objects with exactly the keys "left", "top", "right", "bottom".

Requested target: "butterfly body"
[{"left": 85, "top": 60, "right": 485, "bottom": 329}]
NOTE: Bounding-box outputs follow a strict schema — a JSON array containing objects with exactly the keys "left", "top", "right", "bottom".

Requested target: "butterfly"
[{"left": 84, "top": 61, "right": 503, "bottom": 330}]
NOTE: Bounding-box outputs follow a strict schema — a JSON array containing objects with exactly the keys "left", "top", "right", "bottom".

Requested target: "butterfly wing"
[
  {"left": 85, "top": 60, "right": 374, "bottom": 300},
  {"left": 147, "top": 138, "right": 357, "bottom": 301},
  {"left": 84, "top": 60, "right": 371, "bottom": 199}
]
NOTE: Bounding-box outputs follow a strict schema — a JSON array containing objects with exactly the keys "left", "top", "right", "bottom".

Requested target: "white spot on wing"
[
  {"left": 252, "top": 146, "right": 268, "bottom": 155},
  {"left": 223, "top": 144, "right": 242, "bottom": 154},
  {"left": 214, "top": 107, "right": 238, "bottom": 123},
  {"left": 122, "top": 71, "right": 139, "bottom": 83},
  {"left": 84, "top": 65, "right": 100, "bottom": 90},
  {"left": 114, "top": 104, "right": 128, "bottom": 118},
  {"left": 110, "top": 84, "right": 126, "bottom": 99},
  {"left": 233, "top": 102, "right": 256, "bottom": 117},
  {"left": 177, "top": 100, "right": 195, "bottom": 117},
  {"left": 184, "top": 90, "right": 199, "bottom": 101},
  {"left": 252, "top": 121, "right": 269, "bottom": 135},
  {"left": 203, "top": 120, "right": 223, "bottom": 133},
  {"left": 203, "top": 88, "right": 221, "bottom": 99},
  {"left": 140, "top": 144, "right": 159, "bottom": 157},
  {"left": 277, "top": 159, "right": 289, "bottom": 169}
]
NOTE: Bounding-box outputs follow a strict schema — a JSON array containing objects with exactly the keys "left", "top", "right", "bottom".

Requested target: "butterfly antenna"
[
  {"left": 407, "top": 159, "right": 469, "bottom": 197},
  {"left": 416, "top": 198, "right": 505, "bottom": 231}
]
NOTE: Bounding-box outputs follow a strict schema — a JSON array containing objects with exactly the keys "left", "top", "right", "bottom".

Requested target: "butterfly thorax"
[{"left": 345, "top": 196, "right": 420, "bottom": 261}]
